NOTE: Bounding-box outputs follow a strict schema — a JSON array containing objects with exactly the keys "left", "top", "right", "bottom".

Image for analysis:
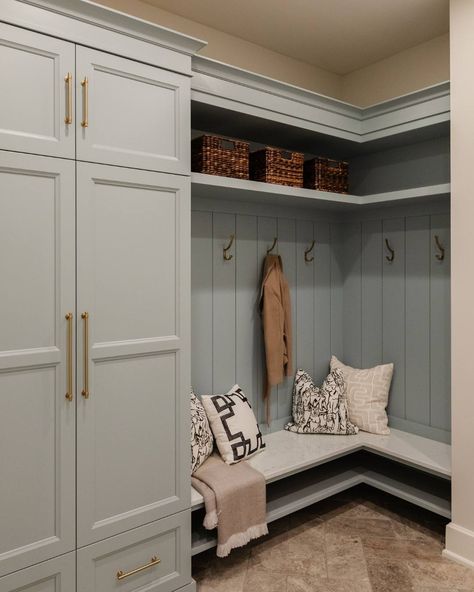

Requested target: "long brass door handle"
[
  {"left": 81, "top": 77, "right": 89, "bottom": 128},
  {"left": 64, "top": 73, "right": 73, "bottom": 124},
  {"left": 81, "top": 312, "right": 90, "bottom": 398},
  {"left": 65, "top": 313, "right": 73, "bottom": 401},
  {"left": 116, "top": 556, "right": 161, "bottom": 580}
]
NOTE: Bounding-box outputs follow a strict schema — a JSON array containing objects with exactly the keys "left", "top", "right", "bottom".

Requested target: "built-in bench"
[{"left": 191, "top": 429, "right": 451, "bottom": 555}]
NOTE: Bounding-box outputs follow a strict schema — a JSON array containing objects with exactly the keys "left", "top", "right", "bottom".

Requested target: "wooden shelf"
[{"left": 191, "top": 173, "right": 450, "bottom": 210}]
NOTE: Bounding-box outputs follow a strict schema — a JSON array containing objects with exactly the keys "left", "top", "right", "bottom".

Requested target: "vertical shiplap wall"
[
  {"left": 342, "top": 211, "right": 451, "bottom": 442},
  {"left": 191, "top": 208, "right": 343, "bottom": 432}
]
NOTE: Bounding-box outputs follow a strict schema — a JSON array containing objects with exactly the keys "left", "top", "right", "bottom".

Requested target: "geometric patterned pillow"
[
  {"left": 330, "top": 356, "right": 393, "bottom": 435},
  {"left": 191, "top": 389, "right": 214, "bottom": 474},
  {"left": 285, "top": 368, "right": 359, "bottom": 435},
  {"left": 201, "top": 385, "right": 265, "bottom": 464}
]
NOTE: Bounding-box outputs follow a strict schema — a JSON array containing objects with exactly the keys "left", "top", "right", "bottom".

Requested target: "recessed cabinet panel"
[
  {"left": 76, "top": 163, "right": 190, "bottom": 546},
  {"left": 0, "top": 23, "right": 75, "bottom": 158},
  {"left": 77, "top": 513, "right": 191, "bottom": 592},
  {"left": 0, "top": 552, "right": 75, "bottom": 592},
  {"left": 0, "top": 152, "right": 75, "bottom": 577},
  {"left": 76, "top": 47, "right": 190, "bottom": 174}
]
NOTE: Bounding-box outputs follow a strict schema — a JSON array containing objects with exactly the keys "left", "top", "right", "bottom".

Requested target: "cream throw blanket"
[{"left": 191, "top": 453, "right": 268, "bottom": 557}]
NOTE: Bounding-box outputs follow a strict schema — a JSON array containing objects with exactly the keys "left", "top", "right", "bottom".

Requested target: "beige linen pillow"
[{"left": 330, "top": 356, "right": 393, "bottom": 435}]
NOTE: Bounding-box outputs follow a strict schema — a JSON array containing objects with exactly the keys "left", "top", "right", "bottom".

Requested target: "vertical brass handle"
[
  {"left": 64, "top": 73, "right": 73, "bottom": 125},
  {"left": 81, "top": 312, "right": 90, "bottom": 399},
  {"left": 81, "top": 77, "right": 89, "bottom": 128},
  {"left": 65, "top": 313, "right": 73, "bottom": 401}
]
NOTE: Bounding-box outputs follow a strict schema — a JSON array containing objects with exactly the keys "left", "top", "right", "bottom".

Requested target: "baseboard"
[
  {"left": 177, "top": 580, "right": 197, "bottom": 592},
  {"left": 443, "top": 522, "right": 474, "bottom": 568}
]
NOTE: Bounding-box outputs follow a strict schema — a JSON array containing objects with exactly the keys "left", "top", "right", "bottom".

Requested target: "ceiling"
[{"left": 143, "top": 0, "right": 449, "bottom": 75}]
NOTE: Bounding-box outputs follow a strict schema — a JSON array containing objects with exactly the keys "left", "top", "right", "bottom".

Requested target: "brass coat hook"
[
  {"left": 304, "top": 240, "right": 316, "bottom": 263},
  {"left": 385, "top": 238, "right": 395, "bottom": 262},
  {"left": 223, "top": 234, "right": 235, "bottom": 261},
  {"left": 267, "top": 237, "right": 278, "bottom": 254},
  {"left": 434, "top": 235, "right": 445, "bottom": 261}
]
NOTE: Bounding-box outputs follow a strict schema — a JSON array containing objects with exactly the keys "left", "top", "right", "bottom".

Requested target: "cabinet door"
[
  {"left": 0, "top": 152, "right": 75, "bottom": 576},
  {"left": 76, "top": 47, "right": 190, "bottom": 174},
  {"left": 76, "top": 163, "right": 190, "bottom": 547},
  {"left": 0, "top": 552, "right": 75, "bottom": 592},
  {"left": 77, "top": 512, "right": 191, "bottom": 592},
  {"left": 0, "top": 23, "right": 75, "bottom": 158}
]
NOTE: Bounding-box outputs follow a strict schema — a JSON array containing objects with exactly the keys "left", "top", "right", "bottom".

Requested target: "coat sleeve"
[{"left": 262, "top": 281, "right": 285, "bottom": 388}]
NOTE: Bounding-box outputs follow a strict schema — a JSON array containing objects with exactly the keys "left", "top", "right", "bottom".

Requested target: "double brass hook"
[
  {"left": 304, "top": 240, "right": 316, "bottom": 263},
  {"left": 223, "top": 234, "right": 235, "bottom": 261}
]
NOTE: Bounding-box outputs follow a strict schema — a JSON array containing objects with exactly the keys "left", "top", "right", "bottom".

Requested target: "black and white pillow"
[
  {"left": 201, "top": 385, "right": 265, "bottom": 464},
  {"left": 191, "top": 389, "right": 214, "bottom": 474},
  {"left": 285, "top": 369, "right": 359, "bottom": 435}
]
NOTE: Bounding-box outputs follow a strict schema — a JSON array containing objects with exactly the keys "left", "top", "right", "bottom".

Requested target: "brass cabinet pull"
[
  {"left": 65, "top": 313, "right": 73, "bottom": 401},
  {"left": 81, "top": 312, "right": 90, "bottom": 399},
  {"left": 116, "top": 556, "right": 160, "bottom": 580},
  {"left": 81, "top": 77, "right": 89, "bottom": 128},
  {"left": 64, "top": 73, "right": 73, "bottom": 124}
]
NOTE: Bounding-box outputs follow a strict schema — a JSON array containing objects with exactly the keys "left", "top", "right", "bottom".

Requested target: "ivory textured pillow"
[
  {"left": 285, "top": 369, "right": 358, "bottom": 435},
  {"left": 191, "top": 389, "right": 214, "bottom": 474},
  {"left": 201, "top": 385, "right": 265, "bottom": 464},
  {"left": 330, "top": 356, "right": 393, "bottom": 435}
]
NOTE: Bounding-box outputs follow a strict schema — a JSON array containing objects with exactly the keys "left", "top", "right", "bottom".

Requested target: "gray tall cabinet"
[{"left": 0, "top": 2, "right": 204, "bottom": 591}]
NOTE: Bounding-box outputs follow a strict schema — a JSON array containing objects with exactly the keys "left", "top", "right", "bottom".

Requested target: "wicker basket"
[
  {"left": 304, "top": 157, "right": 349, "bottom": 193},
  {"left": 191, "top": 135, "right": 249, "bottom": 179},
  {"left": 250, "top": 147, "right": 304, "bottom": 187}
]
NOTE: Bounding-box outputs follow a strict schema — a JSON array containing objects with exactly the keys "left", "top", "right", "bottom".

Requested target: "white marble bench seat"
[{"left": 191, "top": 428, "right": 451, "bottom": 509}]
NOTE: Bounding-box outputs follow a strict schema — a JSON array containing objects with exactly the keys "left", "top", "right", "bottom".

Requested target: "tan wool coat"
[{"left": 260, "top": 254, "right": 293, "bottom": 423}]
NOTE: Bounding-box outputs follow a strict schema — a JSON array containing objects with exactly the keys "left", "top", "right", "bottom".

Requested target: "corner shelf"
[{"left": 191, "top": 173, "right": 450, "bottom": 210}]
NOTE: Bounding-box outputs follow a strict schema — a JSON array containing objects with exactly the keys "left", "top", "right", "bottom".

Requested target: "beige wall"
[
  {"left": 341, "top": 34, "right": 449, "bottom": 106},
  {"left": 95, "top": 0, "right": 449, "bottom": 106},
  {"left": 444, "top": 0, "right": 474, "bottom": 568},
  {"left": 94, "top": 0, "right": 342, "bottom": 98}
]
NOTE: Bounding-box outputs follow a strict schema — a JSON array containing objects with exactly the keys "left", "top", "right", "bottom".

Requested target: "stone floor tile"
[
  {"left": 326, "top": 534, "right": 369, "bottom": 580},
  {"left": 243, "top": 567, "right": 287, "bottom": 592},
  {"left": 287, "top": 575, "right": 372, "bottom": 592},
  {"left": 249, "top": 545, "right": 328, "bottom": 578},
  {"left": 406, "top": 558, "right": 474, "bottom": 590},
  {"left": 324, "top": 516, "right": 397, "bottom": 539},
  {"left": 365, "top": 557, "right": 413, "bottom": 592},
  {"left": 362, "top": 536, "right": 444, "bottom": 561}
]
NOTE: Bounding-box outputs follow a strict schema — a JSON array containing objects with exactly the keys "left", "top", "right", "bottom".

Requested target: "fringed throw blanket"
[{"left": 191, "top": 453, "right": 268, "bottom": 557}]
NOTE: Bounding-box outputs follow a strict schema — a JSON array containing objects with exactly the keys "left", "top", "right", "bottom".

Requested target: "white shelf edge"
[
  {"left": 191, "top": 173, "right": 450, "bottom": 208},
  {"left": 363, "top": 472, "right": 451, "bottom": 519}
]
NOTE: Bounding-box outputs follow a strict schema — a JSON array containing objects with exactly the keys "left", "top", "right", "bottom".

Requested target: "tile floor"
[{"left": 193, "top": 485, "right": 474, "bottom": 592}]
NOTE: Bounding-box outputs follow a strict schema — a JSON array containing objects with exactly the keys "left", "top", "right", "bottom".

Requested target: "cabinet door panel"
[
  {"left": 0, "top": 23, "right": 75, "bottom": 158},
  {"left": 0, "top": 152, "right": 75, "bottom": 576},
  {"left": 76, "top": 47, "right": 190, "bottom": 174},
  {"left": 0, "top": 552, "right": 75, "bottom": 592},
  {"left": 76, "top": 163, "right": 190, "bottom": 546}
]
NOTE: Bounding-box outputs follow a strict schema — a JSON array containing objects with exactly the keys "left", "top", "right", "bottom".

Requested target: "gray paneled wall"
[
  {"left": 192, "top": 205, "right": 451, "bottom": 442},
  {"left": 191, "top": 209, "right": 344, "bottom": 432},
  {"left": 342, "top": 212, "right": 451, "bottom": 442}
]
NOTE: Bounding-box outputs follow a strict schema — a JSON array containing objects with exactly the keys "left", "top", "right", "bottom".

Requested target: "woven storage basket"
[
  {"left": 304, "top": 157, "right": 349, "bottom": 193},
  {"left": 250, "top": 147, "right": 304, "bottom": 187},
  {"left": 191, "top": 135, "right": 249, "bottom": 179}
]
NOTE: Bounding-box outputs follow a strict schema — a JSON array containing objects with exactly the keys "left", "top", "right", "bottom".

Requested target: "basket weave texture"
[
  {"left": 304, "top": 157, "right": 349, "bottom": 193},
  {"left": 191, "top": 135, "right": 249, "bottom": 179},
  {"left": 250, "top": 147, "right": 304, "bottom": 187}
]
